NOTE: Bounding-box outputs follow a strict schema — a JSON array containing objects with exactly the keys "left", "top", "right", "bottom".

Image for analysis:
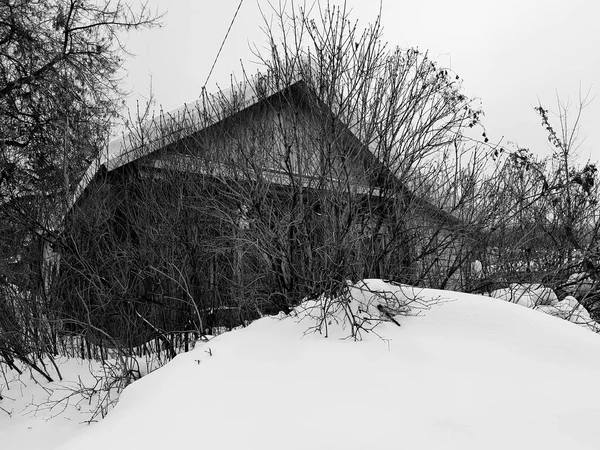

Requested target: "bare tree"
[
  {"left": 0, "top": 0, "right": 162, "bottom": 377},
  {"left": 473, "top": 90, "right": 600, "bottom": 318}
]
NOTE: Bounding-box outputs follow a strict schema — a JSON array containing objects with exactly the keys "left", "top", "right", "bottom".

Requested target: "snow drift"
[
  {"left": 489, "top": 282, "right": 600, "bottom": 332},
  {"left": 52, "top": 280, "right": 600, "bottom": 450}
]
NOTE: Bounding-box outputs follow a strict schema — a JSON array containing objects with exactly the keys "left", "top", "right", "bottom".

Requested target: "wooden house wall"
[
  {"left": 139, "top": 90, "right": 473, "bottom": 291},
  {"left": 61, "top": 86, "right": 476, "bottom": 341}
]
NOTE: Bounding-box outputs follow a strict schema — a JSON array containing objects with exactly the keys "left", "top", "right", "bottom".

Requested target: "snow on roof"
[
  {"left": 70, "top": 74, "right": 304, "bottom": 208},
  {"left": 70, "top": 67, "right": 468, "bottom": 234}
]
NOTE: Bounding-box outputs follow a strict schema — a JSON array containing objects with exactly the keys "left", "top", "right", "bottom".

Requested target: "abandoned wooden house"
[{"left": 60, "top": 75, "right": 478, "bottom": 342}]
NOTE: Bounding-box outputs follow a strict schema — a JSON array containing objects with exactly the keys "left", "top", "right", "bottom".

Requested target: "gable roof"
[
  {"left": 71, "top": 75, "right": 473, "bottom": 238},
  {"left": 72, "top": 76, "right": 304, "bottom": 206}
]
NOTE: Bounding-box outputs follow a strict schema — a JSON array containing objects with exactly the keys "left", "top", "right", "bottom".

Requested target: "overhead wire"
[{"left": 202, "top": 0, "right": 245, "bottom": 89}]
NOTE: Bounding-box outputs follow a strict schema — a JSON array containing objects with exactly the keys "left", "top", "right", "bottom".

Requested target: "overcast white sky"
[{"left": 120, "top": 0, "right": 599, "bottom": 163}]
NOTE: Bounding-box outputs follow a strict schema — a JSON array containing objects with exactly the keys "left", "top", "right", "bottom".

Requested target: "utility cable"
[{"left": 202, "top": 0, "right": 245, "bottom": 89}]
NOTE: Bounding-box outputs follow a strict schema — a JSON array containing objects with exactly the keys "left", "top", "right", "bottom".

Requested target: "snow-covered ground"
[
  {"left": 0, "top": 358, "right": 107, "bottom": 450},
  {"left": 0, "top": 352, "right": 165, "bottom": 449},
  {"left": 3, "top": 280, "right": 600, "bottom": 449},
  {"left": 489, "top": 283, "right": 600, "bottom": 331}
]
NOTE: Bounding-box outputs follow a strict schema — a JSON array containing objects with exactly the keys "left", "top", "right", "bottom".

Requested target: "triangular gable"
[
  {"left": 71, "top": 77, "right": 306, "bottom": 207},
  {"left": 71, "top": 75, "right": 469, "bottom": 238}
]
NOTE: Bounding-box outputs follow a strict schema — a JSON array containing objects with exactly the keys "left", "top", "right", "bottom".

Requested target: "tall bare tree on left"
[
  {"left": 0, "top": 0, "right": 161, "bottom": 381},
  {"left": 0, "top": 0, "right": 161, "bottom": 201}
]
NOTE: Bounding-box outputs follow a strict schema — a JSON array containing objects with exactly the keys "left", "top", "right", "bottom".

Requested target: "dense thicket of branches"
[
  {"left": 56, "top": 3, "right": 487, "bottom": 345},
  {"left": 0, "top": 0, "right": 161, "bottom": 379},
  {"left": 471, "top": 94, "right": 600, "bottom": 317},
  {"left": 2, "top": 1, "right": 598, "bottom": 382},
  {"left": 1, "top": 0, "right": 159, "bottom": 197}
]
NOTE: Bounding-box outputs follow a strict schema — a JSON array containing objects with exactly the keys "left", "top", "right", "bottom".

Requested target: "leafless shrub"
[
  {"left": 293, "top": 280, "right": 448, "bottom": 340},
  {"left": 472, "top": 90, "right": 600, "bottom": 320}
]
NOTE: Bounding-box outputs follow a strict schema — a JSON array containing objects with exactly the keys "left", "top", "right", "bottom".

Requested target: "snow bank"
[
  {"left": 489, "top": 283, "right": 599, "bottom": 332},
  {"left": 565, "top": 272, "right": 595, "bottom": 297},
  {"left": 0, "top": 358, "right": 107, "bottom": 450},
  {"left": 489, "top": 283, "right": 558, "bottom": 308},
  {"left": 537, "top": 296, "right": 600, "bottom": 332},
  {"left": 53, "top": 281, "right": 600, "bottom": 450},
  {"left": 0, "top": 354, "right": 168, "bottom": 450}
]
